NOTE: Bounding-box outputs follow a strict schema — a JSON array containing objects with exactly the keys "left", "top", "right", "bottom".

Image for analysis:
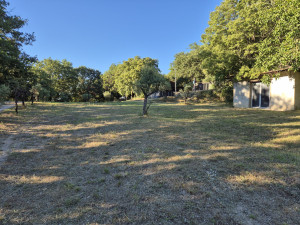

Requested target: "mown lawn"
[{"left": 0, "top": 101, "right": 299, "bottom": 224}]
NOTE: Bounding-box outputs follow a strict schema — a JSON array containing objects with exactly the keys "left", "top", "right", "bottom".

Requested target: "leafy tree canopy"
[
  {"left": 74, "top": 66, "right": 103, "bottom": 101},
  {"left": 201, "top": 0, "right": 300, "bottom": 83},
  {"left": 32, "top": 58, "right": 103, "bottom": 101},
  {"left": 170, "top": 0, "right": 300, "bottom": 89},
  {"left": 168, "top": 44, "right": 205, "bottom": 84},
  {"left": 135, "top": 65, "right": 169, "bottom": 115},
  {"left": 103, "top": 56, "right": 159, "bottom": 97},
  {"left": 0, "top": 0, "right": 36, "bottom": 99}
]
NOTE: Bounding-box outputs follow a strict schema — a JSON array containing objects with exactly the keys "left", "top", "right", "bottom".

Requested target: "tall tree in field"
[
  {"left": 0, "top": 0, "right": 36, "bottom": 111},
  {"left": 114, "top": 56, "right": 159, "bottom": 97},
  {"left": 135, "top": 65, "right": 169, "bottom": 115},
  {"left": 75, "top": 66, "right": 103, "bottom": 101}
]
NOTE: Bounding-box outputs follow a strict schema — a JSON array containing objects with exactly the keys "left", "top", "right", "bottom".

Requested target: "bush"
[
  {"left": 39, "top": 88, "right": 50, "bottom": 101},
  {"left": 195, "top": 90, "right": 215, "bottom": 101},
  {"left": 179, "top": 84, "right": 192, "bottom": 104},
  {"left": 30, "top": 84, "right": 51, "bottom": 102},
  {"left": 103, "top": 91, "right": 113, "bottom": 101},
  {"left": 57, "top": 92, "right": 72, "bottom": 102},
  {"left": 215, "top": 85, "right": 233, "bottom": 102},
  {"left": 0, "top": 85, "right": 10, "bottom": 103},
  {"left": 82, "top": 93, "right": 90, "bottom": 102}
]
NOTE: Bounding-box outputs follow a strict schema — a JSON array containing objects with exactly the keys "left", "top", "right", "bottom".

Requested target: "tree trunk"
[
  {"left": 31, "top": 93, "right": 34, "bottom": 105},
  {"left": 143, "top": 96, "right": 148, "bottom": 116},
  {"left": 15, "top": 98, "right": 18, "bottom": 114}
]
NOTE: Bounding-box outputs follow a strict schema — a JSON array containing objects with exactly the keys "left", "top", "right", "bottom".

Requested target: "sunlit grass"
[
  {"left": 227, "top": 172, "right": 285, "bottom": 186},
  {"left": 0, "top": 175, "right": 64, "bottom": 184}
]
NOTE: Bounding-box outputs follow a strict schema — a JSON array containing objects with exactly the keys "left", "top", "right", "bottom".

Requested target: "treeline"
[
  {"left": 30, "top": 59, "right": 103, "bottom": 102},
  {"left": 168, "top": 0, "right": 300, "bottom": 101}
]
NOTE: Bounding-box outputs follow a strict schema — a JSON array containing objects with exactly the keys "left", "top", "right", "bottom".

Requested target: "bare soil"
[{"left": 0, "top": 101, "right": 299, "bottom": 224}]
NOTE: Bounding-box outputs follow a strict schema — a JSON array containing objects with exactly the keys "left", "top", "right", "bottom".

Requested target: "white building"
[{"left": 233, "top": 69, "right": 300, "bottom": 111}]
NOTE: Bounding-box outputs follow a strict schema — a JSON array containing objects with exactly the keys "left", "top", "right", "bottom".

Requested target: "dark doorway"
[
  {"left": 252, "top": 83, "right": 260, "bottom": 107},
  {"left": 261, "top": 83, "right": 270, "bottom": 107},
  {"left": 251, "top": 82, "right": 270, "bottom": 108}
]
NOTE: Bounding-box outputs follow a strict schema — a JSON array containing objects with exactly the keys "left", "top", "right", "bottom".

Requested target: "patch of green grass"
[
  {"left": 55, "top": 208, "right": 63, "bottom": 213},
  {"left": 270, "top": 152, "right": 299, "bottom": 164},
  {"left": 64, "top": 182, "right": 81, "bottom": 192},
  {"left": 64, "top": 197, "right": 80, "bottom": 207},
  {"left": 114, "top": 172, "right": 128, "bottom": 180},
  {"left": 249, "top": 214, "right": 257, "bottom": 220},
  {"left": 114, "top": 174, "right": 123, "bottom": 180},
  {"left": 92, "top": 192, "right": 101, "bottom": 200},
  {"left": 64, "top": 182, "right": 76, "bottom": 190}
]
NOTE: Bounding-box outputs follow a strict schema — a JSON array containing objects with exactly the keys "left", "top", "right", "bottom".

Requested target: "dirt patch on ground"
[{"left": 0, "top": 102, "right": 299, "bottom": 224}]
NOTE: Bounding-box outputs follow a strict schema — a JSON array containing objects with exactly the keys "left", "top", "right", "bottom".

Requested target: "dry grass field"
[{"left": 0, "top": 101, "right": 299, "bottom": 224}]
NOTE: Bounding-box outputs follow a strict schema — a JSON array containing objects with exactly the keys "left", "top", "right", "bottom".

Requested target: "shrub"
[
  {"left": 179, "top": 84, "right": 192, "bottom": 104},
  {"left": 215, "top": 85, "right": 233, "bottom": 102},
  {"left": 103, "top": 91, "right": 113, "bottom": 101},
  {"left": 57, "top": 92, "right": 72, "bottom": 102},
  {"left": 31, "top": 84, "right": 51, "bottom": 101},
  {"left": 0, "top": 85, "right": 10, "bottom": 103},
  {"left": 82, "top": 93, "right": 90, "bottom": 102},
  {"left": 39, "top": 88, "right": 50, "bottom": 101}
]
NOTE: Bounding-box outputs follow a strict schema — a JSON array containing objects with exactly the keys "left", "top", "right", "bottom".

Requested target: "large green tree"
[
  {"left": 103, "top": 56, "right": 159, "bottom": 98},
  {"left": 0, "top": 0, "right": 36, "bottom": 109},
  {"left": 74, "top": 66, "right": 103, "bottom": 101},
  {"left": 201, "top": 0, "right": 300, "bottom": 83},
  {"left": 32, "top": 58, "right": 78, "bottom": 101}
]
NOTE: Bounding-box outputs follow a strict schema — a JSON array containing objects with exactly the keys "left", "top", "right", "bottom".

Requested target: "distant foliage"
[
  {"left": 58, "top": 92, "right": 72, "bottom": 102},
  {"left": 168, "top": 46, "right": 205, "bottom": 86},
  {"left": 103, "top": 91, "right": 113, "bottom": 101},
  {"left": 0, "top": 85, "right": 10, "bottom": 103},
  {"left": 81, "top": 94, "right": 90, "bottom": 102},
  {"left": 31, "top": 59, "right": 104, "bottom": 102},
  {"left": 179, "top": 84, "right": 192, "bottom": 104}
]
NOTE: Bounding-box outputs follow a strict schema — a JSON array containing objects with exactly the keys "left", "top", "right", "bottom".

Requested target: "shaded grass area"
[{"left": 0, "top": 101, "right": 299, "bottom": 224}]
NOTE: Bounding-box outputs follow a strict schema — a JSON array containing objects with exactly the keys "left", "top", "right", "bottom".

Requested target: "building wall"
[
  {"left": 294, "top": 72, "right": 300, "bottom": 110},
  {"left": 233, "top": 81, "right": 251, "bottom": 108},
  {"left": 270, "top": 73, "right": 295, "bottom": 111}
]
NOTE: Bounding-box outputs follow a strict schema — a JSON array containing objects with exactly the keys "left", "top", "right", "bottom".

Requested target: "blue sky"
[{"left": 8, "top": 0, "right": 222, "bottom": 74}]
